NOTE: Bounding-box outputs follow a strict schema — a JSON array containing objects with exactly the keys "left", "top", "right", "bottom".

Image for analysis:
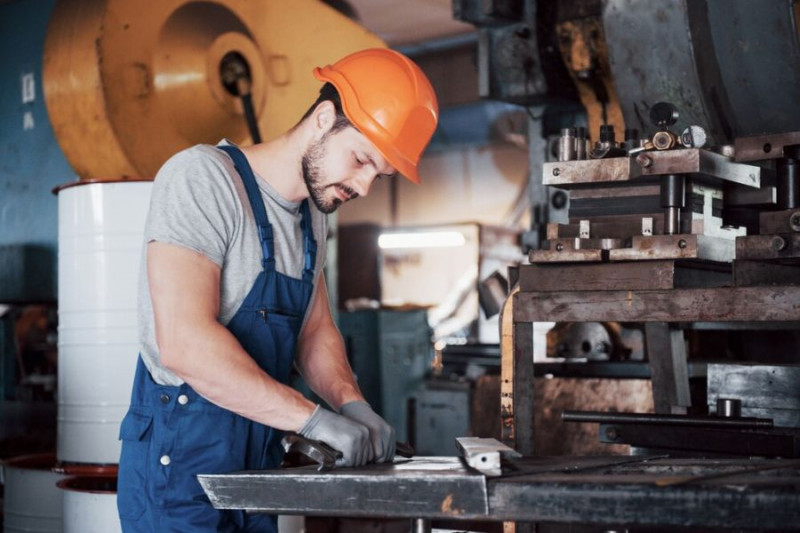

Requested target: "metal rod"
[
  {"left": 562, "top": 410, "right": 773, "bottom": 429},
  {"left": 558, "top": 127, "right": 576, "bottom": 162},
  {"left": 412, "top": 518, "right": 431, "bottom": 533},
  {"left": 776, "top": 157, "right": 799, "bottom": 209},
  {"left": 660, "top": 174, "right": 685, "bottom": 235}
]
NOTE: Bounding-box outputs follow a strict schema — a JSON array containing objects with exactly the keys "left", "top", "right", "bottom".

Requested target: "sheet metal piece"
[
  {"left": 455, "top": 437, "right": 521, "bottom": 477},
  {"left": 198, "top": 457, "right": 489, "bottom": 519}
]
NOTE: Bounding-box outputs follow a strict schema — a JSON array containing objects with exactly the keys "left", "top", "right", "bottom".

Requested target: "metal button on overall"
[
  {"left": 160, "top": 394, "right": 170, "bottom": 404},
  {"left": 160, "top": 455, "right": 171, "bottom": 466},
  {"left": 178, "top": 394, "right": 189, "bottom": 405}
]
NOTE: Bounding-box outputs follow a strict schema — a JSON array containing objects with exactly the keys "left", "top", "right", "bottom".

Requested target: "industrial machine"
[{"left": 201, "top": 1, "right": 800, "bottom": 531}]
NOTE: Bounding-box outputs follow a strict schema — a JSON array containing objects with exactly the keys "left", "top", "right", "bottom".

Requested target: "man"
[{"left": 116, "top": 48, "right": 439, "bottom": 532}]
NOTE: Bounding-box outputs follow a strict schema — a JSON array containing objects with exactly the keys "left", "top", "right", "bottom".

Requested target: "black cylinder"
[
  {"left": 599, "top": 124, "right": 615, "bottom": 144},
  {"left": 660, "top": 174, "right": 686, "bottom": 208},
  {"left": 776, "top": 157, "right": 799, "bottom": 210}
]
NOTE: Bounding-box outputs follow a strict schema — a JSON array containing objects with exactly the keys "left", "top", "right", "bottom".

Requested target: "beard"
[{"left": 302, "top": 135, "right": 358, "bottom": 214}]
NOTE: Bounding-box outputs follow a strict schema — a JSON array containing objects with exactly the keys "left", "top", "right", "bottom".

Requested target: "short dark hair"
[{"left": 299, "top": 82, "right": 353, "bottom": 134}]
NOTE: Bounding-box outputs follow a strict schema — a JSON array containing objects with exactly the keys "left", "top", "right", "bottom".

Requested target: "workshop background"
[{"left": 1, "top": 0, "right": 799, "bottom": 532}]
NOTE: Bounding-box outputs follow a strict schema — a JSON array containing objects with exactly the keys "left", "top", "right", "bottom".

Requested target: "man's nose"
[{"left": 349, "top": 170, "right": 374, "bottom": 198}]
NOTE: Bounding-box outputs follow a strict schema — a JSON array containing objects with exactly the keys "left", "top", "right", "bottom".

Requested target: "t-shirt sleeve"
[{"left": 144, "top": 146, "right": 238, "bottom": 267}]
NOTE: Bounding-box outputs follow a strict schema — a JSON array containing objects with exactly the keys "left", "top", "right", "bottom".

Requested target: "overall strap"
[
  {"left": 218, "top": 145, "right": 275, "bottom": 271},
  {"left": 299, "top": 200, "right": 318, "bottom": 284}
]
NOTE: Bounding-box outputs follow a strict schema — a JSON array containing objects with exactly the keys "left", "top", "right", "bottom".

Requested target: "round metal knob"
[{"left": 649, "top": 102, "right": 679, "bottom": 128}]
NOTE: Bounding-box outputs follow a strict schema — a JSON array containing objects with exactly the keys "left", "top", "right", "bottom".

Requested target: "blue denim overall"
[{"left": 117, "top": 145, "right": 317, "bottom": 532}]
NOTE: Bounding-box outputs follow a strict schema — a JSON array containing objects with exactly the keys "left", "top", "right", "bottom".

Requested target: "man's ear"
[{"left": 312, "top": 100, "right": 336, "bottom": 138}]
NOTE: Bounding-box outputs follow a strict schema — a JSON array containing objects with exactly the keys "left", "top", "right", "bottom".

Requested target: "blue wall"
[{"left": 0, "top": 0, "right": 75, "bottom": 302}]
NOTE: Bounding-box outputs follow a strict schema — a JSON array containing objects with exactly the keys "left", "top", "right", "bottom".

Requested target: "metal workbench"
[{"left": 199, "top": 455, "right": 800, "bottom": 529}]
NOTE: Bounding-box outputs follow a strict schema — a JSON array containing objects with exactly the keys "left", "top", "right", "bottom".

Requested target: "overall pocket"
[{"left": 117, "top": 408, "right": 153, "bottom": 521}]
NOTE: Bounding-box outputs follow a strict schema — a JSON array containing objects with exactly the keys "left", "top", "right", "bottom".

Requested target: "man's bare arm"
[
  {"left": 294, "top": 275, "right": 364, "bottom": 411},
  {"left": 148, "top": 241, "right": 315, "bottom": 430}
]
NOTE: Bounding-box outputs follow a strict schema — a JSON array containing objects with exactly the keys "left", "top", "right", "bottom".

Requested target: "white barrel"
[
  {"left": 2, "top": 453, "right": 67, "bottom": 533},
  {"left": 58, "top": 476, "right": 121, "bottom": 533},
  {"left": 57, "top": 180, "right": 152, "bottom": 464}
]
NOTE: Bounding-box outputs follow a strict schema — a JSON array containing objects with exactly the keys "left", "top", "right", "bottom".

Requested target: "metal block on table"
[{"left": 198, "top": 458, "right": 488, "bottom": 519}]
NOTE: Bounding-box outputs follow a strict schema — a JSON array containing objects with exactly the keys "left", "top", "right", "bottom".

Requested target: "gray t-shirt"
[{"left": 138, "top": 140, "right": 327, "bottom": 386}]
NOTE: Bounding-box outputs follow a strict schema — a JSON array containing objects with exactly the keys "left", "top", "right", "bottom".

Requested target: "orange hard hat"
[{"left": 313, "top": 48, "right": 439, "bottom": 184}]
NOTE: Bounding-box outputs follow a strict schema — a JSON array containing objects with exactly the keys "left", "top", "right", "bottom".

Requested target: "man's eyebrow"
[{"left": 365, "top": 154, "right": 398, "bottom": 179}]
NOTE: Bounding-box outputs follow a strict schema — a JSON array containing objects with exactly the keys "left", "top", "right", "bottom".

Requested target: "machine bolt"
[
  {"left": 636, "top": 154, "right": 653, "bottom": 168},
  {"left": 553, "top": 167, "right": 561, "bottom": 176},
  {"left": 678, "top": 239, "right": 687, "bottom": 249},
  {"left": 771, "top": 236, "right": 787, "bottom": 251},
  {"left": 551, "top": 190, "right": 568, "bottom": 209},
  {"left": 790, "top": 212, "right": 800, "bottom": 231},
  {"left": 555, "top": 242, "right": 565, "bottom": 252},
  {"left": 605, "top": 427, "right": 618, "bottom": 441}
]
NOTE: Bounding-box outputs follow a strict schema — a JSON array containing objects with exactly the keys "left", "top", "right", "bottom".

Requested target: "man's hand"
[
  {"left": 298, "top": 405, "right": 373, "bottom": 467},
  {"left": 340, "top": 401, "right": 396, "bottom": 463}
]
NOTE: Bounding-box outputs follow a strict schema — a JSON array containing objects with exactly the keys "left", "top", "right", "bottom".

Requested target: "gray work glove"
[
  {"left": 298, "top": 405, "right": 373, "bottom": 467},
  {"left": 339, "top": 401, "right": 396, "bottom": 463}
]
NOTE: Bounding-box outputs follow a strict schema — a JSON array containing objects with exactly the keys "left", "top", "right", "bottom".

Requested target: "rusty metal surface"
[
  {"left": 522, "top": 261, "right": 730, "bottom": 292},
  {"left": 736, "top": 234, "right": 800, "bottom": 261},
  {"left": 760, "top": 209, "right": 800, "bottom": 234},
  {"left": 472, "top": 373, "right": 653, "bottom": 457},
  {"left": 735, "top": 131, "right": 800, "bottom": 162},
  {"left": 608, "top": 234, "right": 735, "bottom": 263},
  {"left": 491, "top": 457, "right": 800, "bottom": 528},
  {"left": 528, "top": 239, "right": 604, "bottom": 263},
  {"left": 543, "top": 149, "right": 760, "bottom": 188},
  {"left": 521, "top": 261, "right": 674, "bottom": 292},
  {"left": 734, "top": 261, "right": 800, "bottom": 287},
  {"left": 199, "top": 457, "right": 489, "bottom": 519},
  {"left": 200, "top": 455, "right": 800, "bottom": 527},
  {"left": 530, "top": 234, "right": 736, "bottom": 264},
  {"left": 514, "top": 286, "right": 800, "bottom": 323}
]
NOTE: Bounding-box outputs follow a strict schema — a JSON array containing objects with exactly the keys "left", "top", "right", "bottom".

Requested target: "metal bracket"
[{"left": 456, "top": 437, "right": 522, "bottom": 477}]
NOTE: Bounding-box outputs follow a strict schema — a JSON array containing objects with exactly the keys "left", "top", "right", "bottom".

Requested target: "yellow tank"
[{"left": 43, "top": 0, "right": 385, "bottom": 179}]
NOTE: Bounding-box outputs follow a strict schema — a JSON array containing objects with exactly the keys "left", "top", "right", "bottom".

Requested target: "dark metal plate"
[{"left": 198, "top": 457, "right": 488, "bottom": 519}]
